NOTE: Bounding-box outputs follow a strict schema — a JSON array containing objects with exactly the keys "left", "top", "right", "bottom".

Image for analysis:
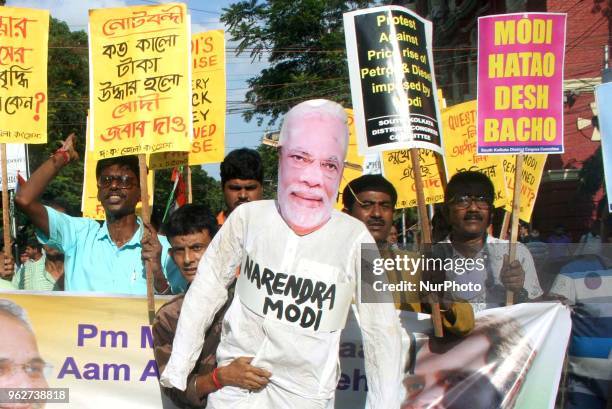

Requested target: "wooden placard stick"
[
  {"left": 1, "top": 144, "right": 10, "bottom": 262},
  {"left": 409, "top": 148, "right": 443, "bottom": 337},
  {"left": 138, "top": 154, "right": 155, "bottom": 324},
  {"left": 506, "top": 154, "right": 524, "bottom": 306},
  {"left": 186, "top": 165, "right": 193, "bottom": 204},
  {"left": 500, "top": 210, "right": 511, "bottom": 240}
]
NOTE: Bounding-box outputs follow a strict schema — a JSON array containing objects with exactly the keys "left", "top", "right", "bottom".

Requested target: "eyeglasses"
[
  {"left": 0, "top": 359, "right": 52, "bottom": 379},
  {"left": 449, "top": 195, "right": 491, "bottom": 209},
  {"left": 97, "top": 174, "right": 136, "bottom": 189}
]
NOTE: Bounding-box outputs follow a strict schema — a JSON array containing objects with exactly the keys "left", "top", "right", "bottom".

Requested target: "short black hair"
[
  {"left": 342, "top": 174, "right": 397, "bottom": 211},
  {"left": 164, "top": 204, "right": 218, "bottom": 240},
  {"left": 95, "top": 155, "right": 140, "bottom": 181},
  {"left": 25, "top": 237, "right": 42, "bottom": 251},
  {"left": 445, "top": 171, "right": 495, "bottom": 204},
  {"left": 220, "top": 149, "right": 263, "bottom": 187}
]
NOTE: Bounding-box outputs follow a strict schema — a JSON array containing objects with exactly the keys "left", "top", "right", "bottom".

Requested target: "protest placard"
[
  {"left": 0, "top": 6, "right": 49, "bottom": 143},
  {"left": 477, "top": 13, "right": 566, "bottom": 154},
  {"left": 501, "top": 153, "right": 546, "bottom": 222},
  {"left": 344, "top": 5, "right": 443, "bottom": 154},
  {"left": 595, "top": 82, "right": 612, "bottom": 213},
  {"left": 442, "top": 100, "right": 508, "bottom": 208},
  {"left": 382, "top": 148, "right": 444, "bottom": 209},
  {"left": 88, "top": 3, "right": 191, "bottom": 160},
  {"left": 149, "top": 29, "right": 225, "bottom": 169},
  {"left": 0, "top": 143, "right": 27, "bottom": 190}
]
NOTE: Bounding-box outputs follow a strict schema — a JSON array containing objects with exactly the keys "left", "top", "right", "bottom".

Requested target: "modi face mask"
[{"left": 277, "top": 100, "right": 348, "bottom": 235}]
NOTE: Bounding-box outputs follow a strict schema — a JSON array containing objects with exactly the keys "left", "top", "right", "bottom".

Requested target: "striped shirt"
[
  {"left": 11, "top": 256, "right": 61, "bottom": 291},
  {"left": 550, "top": 256, "right": 612, "bottom": 409}
]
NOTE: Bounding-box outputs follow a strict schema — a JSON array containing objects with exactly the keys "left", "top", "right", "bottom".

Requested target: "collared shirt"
[
  {"left": 0, "top": 277, "right": 15, "bottom": 290},
  {"left": 161, "top": 200, "right": 401, "bottom": 408},
  {"left": 12, "top": 255, "right": 61, "bottom": 291},
  {"left": 550, "top": 257, "right": 611, "bottom": 409},
  {"left": 36, "top": 206, "right": 185, "bottom": 294},
  {"left": 439, "top": 235, "right": 543, "bottom": 312}
]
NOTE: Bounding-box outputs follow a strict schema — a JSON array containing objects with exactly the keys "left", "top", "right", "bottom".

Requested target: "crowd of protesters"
[{"left": 0, "top": 100, "right": 610, "bottom": 409}]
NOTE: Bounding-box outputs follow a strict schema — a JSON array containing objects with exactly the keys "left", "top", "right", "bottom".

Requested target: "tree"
[{"left": 221, "top": 0, "right": 377, "bottom": 126}]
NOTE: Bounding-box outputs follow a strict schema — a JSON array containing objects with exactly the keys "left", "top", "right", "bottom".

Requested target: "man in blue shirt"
[{"left": 15, "top": 134, "right": 184, "bottom": 294}]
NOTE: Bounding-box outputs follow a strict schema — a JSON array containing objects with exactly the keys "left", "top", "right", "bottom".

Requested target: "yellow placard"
[
  {"left": 442, "top": 100, "right": 508, "bottom": 208},
  {"left": 336, "top": 109, "right": 365, "bottom": 209},
  {"left": 382, "top": 149, "right": 445, "bottom": 209},
  {"left": 148, "top": 30, "right": 226, "bottom": 169},
  {"left": 502, "top": 154, "right": 547, "bottom": 223},
  {"left": 82, "top": 118, "right": 154, "bottom": 220},
  {"left": 0, "top": 6, "right": 49, "bottom": 143},
  {"left": 88, "top": 3, "right": 191, "bottom": 159}
]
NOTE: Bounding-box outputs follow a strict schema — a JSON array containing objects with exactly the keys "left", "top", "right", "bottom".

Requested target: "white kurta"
[{"left": 160, "top": 200, "right": 401, "bottom": 408}]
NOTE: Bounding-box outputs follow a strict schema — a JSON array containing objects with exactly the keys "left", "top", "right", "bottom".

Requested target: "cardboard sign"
[
  {"left": 382, "top": 148, "right": 445, "bottom": 209},
  {"left": 88, "top": 3, "right": 192, "bottom": 159},
  {"left": 148, "top": 29, "right": 226, "bottom": 169},
  {"left": 0, "top": 6, "right": 49, "bottom": 143},
  {"left": 595, "top": 82, "right": 612, "bottom": 213},
  {"left": 502, "top": 153, "right": 547, "bottom": 222},
  {"left": 442, "top": 100, "right": 508, "bottom": 208},
  {"left": 477, "top": 13, "right": 566, "bottom": 154},
  {"left": 344, "top": 6, "right": 443, "bottom": 154},
  {"left": 0, "top": 143, "right": 27, "bottom": 189}
]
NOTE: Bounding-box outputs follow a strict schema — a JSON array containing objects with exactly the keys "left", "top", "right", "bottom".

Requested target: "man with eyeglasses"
[
  {"left": 15, "top": 134, "right": 184, "bottom": 294},
  {"left": 438, "top": 171, "right": 542, "bottom": 312},
  {"left": 0, "top": 299, "right": 50, "bottom": 407},
  {"left": 161, "top": 100, "right": 401, "bottom": 408}
]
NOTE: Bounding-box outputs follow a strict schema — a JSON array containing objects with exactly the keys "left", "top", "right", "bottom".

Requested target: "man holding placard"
[
  {"left": 161, "top": 100, "right": 401, "bottom": 408},
  {"left": 437, "top": 171, "right": 542, "bottom": 312},
  {"left": 14, "top": 134, "right": 184, "bottom": 295}
]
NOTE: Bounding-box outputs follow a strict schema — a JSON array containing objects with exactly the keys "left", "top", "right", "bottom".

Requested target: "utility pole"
[{"left": 604, "top": 45, "right": 611, "bottom": 83}]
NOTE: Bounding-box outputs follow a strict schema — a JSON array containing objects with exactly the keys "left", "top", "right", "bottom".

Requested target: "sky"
[{"left": 5, "top": 0, "right": 272, "bottom": 179}]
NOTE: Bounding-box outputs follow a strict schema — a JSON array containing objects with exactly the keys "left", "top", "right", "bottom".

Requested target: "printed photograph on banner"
[
  {"left": 0, "top": 6, "right": 49, "bottom": 143},
  {"left": 595, "top": 82, "right": 612, "bottom": 213},
  {"left": 0, "top": 143, "right": 28, "bottom": 190},
  {"left": 382, "top": 148, "right": 444, "bottom": 209},
  {"left": 502, "top": 154, "right": 547, "bottom": 222},
  {"left": 442, "top": 100, "right": 508, "bottom": 208},
  {"left": 344, "top": 5, "right": 443, "bottom": 154},
  {"left": 0, "top": 294, "right": 168, "bottom": 409},
  {"left": 477, "top": 13, "right": 566, "bottom": 154},
  {"left": 88, "top": 3, "right": 191, "bottom": 160},
  {"left": 149, "top": 29, "right": 226, "bottom": 170}
]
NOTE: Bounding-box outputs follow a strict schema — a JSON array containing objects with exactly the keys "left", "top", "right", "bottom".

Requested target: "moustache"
[
  {"left": 463, "top": 212, "right": 483, "bottom": 221},
  {"left": 367, "top": 218, "right": 385, "bottom": 227}
]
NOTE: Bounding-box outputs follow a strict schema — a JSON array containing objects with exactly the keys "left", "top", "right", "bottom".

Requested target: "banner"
[
  {"left": 477, "top": 13, "right": 566, "bottom": 154},
  {"left": 595, "top": 82, "right": 612, "bottom": 213},
  {"left": 149, "top": 29, "right": 226, "bottom": 169},
  {"left": 0, "top": 143, "right": 27, "bottom": 189},
  {"left": 344, "top": 6, "right": 443, "bottom": 154},
  {"left": 502, "top": 154, "right": 547, "bottom": 222},
  {"left": 0, "top": 293, "right": 169, "bottom": 409},
  {"left": 82, "top": 118, "right": 154, "bottom": 220},
  {"left": 443, "top": 100, "right": 508, "bottom": 208},
  {"left": 0, "top": 6, "right": 48, "bottom": 144},
  {"left": 337, "top": 303, "right": 571, "bottom": 409},
  {"left": 382, "top": 148, "right": 445, "bottom": 209},
  {"left": 0, "top": 294, "right": 568, "bottom": 408},
  {"left": 88, "top": 3, "right": 192, "bottom": 160}
]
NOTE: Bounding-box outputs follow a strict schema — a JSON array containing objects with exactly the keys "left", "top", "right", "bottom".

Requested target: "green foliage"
[
  {"left": 256, "top": 144, "right": 278, "bottom": 199},
  {"left": 27, "top": 18, "right": 89, "bottom": 216},
  {"left": 221, "top": 0, "right": 378, "bottom": 126},
  {"left": 153, "top": 166, "right": 224, "bottom": 222}
]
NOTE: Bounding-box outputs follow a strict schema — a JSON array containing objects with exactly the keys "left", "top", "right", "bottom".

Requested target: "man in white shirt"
[
  {"left": 161, "top": 99, "right": 401, "bottom": 408},
  {"left": 437, "top": 171, "right": 542, "bottom": 312}
]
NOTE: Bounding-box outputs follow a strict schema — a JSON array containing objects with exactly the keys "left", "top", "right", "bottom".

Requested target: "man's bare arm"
[{"left": 14, "top": 134, "right": 79, "bottom": 237}]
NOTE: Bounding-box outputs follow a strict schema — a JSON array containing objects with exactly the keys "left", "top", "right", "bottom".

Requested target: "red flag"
[{"left": 171, "top": 167, "right": 186, "bottom": 208}]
